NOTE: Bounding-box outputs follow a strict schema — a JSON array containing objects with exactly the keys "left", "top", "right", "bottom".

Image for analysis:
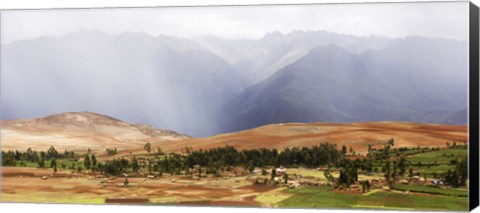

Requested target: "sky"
[{"left": 0, "top": 1, "right": 470, "bottom": 44}]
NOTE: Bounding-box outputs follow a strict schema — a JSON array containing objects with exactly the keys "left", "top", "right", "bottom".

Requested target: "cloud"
[{"left": 1, "top": 2, "right": 469, "bottom": 44}]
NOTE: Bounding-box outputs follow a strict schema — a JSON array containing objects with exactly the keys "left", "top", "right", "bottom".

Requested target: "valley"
[{"left": 0, "top": 112, "right": 469, "bottom": 211}]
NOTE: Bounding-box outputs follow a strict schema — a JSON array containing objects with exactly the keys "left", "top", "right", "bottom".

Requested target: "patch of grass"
[
  {"left": 406, "top": 148, "right": 467, "bottom": 175},
  {"left": 411, "top": 193, "right": 468, "bottom": 211},
  {"left": 279, "top": 186, "right": 468, "bottom": 211},
  {"left": 15, "top": 159, "right": 85, "bottom": 170},
  {"left": 287, "top": 168, "right": 334, "bottom": 180},
  {"left": 255, "top": 192, "right": 291, "bottom": 207},
  {"left": 392, "top": 184, "right": 468, "bottom": 197},
  {"left": 57, "top": 197, "right": 105, "bottom": 204}
]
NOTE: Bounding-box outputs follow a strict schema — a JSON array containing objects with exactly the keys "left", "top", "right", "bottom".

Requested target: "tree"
[
  {"left": 51, "top": 158, "right": 57, "bottom": 174},
  {"left": 271, "top": 168, "right": 277, "bottom": 180},
  {"left": 283, "top": 173, "right": 289, "bottom": 184},
  {"left": 106, "top": 148, "right": 117, "bottom": 155},
  {"left": 84, "top": 154, "right": 91, "bottom": 170},
  {"left": 91, "top": 154, "right": 97, "bottom": 167},
  {"left": 144, "top": 143, "right": 152, "bottom": 153},
  {"left": 132, "top": 158, "right": 139, "bottom": 173},
  {"left": 262, "top": 168, "right": 268, "bottom": 176},
  {"left": 341, "top": 145, "right": 348, "bottom": 156},
  {"left": 445, "top": 157, "right": 468, "bottom": 187},
  {"left": 124, "top": 178, "right": 129, "bottom": 187},
  {"left": 324, "top": 171, "right": 334, "bottom": 182},
  {"left": 156, "top": 147, "right": 164, "bottom": 155},
  {"left": 38, "top": 158, "right": 46, "bottom": 168},
  {"left": 397, "top": 157, "right": 407, "bottom": 175},
  {"left": 387, "top": 138, "right": 395, "bottom": 147},
  {"left": 1, "top": 152, "right": 17, "bottom": 166},
  {"left": 383, "top": 161, "right": 393, "bottom": 188},
  {"left": 47, "top": 146, "right": 59, "bottom": 159}
]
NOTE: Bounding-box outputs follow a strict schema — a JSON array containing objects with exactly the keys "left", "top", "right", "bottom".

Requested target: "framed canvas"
[{"left": 1, "top": 1, "right": 479, "bottom": 212}]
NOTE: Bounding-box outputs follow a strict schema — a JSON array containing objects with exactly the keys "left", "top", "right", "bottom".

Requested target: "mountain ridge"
[
  {"left": 1, "top": 112, "right": 190, "bottom": 152},
  {"left": 219, "top": 40, "right": 468, "bottom": 133}
]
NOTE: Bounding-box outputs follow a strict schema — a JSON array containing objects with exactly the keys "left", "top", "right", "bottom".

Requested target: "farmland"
[
  {"left": 3, "top": 166, "right": 468, "bottom": 211},
  {"left": 1, "top": 144, "right": 469, "bottom": 211},
  {"left": 0, "top": 116, "right": 470, "bottom": 211},
  {"left": 406, "top": 148, "right": 468, "bottom": 175},
  {"left": 279, "top": 186, "right": 468, "bottom": 211}
]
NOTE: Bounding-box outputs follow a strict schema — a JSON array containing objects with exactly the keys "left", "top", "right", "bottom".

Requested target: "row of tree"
[{"left": 1, "top": 146, "right": 76, "bottom": 166}]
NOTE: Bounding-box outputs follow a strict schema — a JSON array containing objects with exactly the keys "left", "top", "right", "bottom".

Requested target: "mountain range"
[{"left": 1, "top": 30, "right": 468, "bottom": 136}]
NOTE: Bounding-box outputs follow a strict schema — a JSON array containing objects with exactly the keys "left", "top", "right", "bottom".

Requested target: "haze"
[
  {"left": 1, "top": 2, "right": 469, "bottom": 44},
  {"left": 0, "top": 2, "right": 470, "bottom": 137}
]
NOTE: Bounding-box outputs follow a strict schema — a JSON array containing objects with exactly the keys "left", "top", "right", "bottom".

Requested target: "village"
[{"left": 1, "top": 140, "right": 469, "bottom": 210}]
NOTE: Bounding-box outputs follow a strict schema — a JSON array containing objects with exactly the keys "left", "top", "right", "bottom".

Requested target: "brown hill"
[
  {"left": 150, "top": 121, "right": 467, "bottom": 154},
  {"left": 1, "top": 112, "right": 467, "bottom": 157},
  {"left": 0, "top": 112, "right": 190, "bottom": 153}
]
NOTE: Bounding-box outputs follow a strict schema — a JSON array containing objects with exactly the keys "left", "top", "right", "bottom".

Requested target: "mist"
[{"left": 1, "top": 30, "right": 248, "bottom": 136}]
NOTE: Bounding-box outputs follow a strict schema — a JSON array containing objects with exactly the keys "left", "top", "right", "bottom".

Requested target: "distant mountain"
[
  {"left": 194, "top": 31, "right": 391, "bottom": 83},
  {"left": 443, "top": 109, "right": 468, "bottom": 125},
  {"left": 1, "top": 30, "right": 468, "bottom": 137},
  {"left": 0, "top": 112, "right": 189, "bottom": 152},
  {"left": 220, "top": 37, "right": 468, "bottom": 133},
  {"left": 1, "top": 30, "right": 248, "bottom": 136}
]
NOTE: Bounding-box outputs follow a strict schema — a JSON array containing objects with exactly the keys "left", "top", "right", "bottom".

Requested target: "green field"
[
  {"left": 16, "top": 159, "right": 85, "bottom": 170},
  {"left": 279, "top": 186, "right": 468, "bottom": 211},
  {"left": 392, "top": 184, "right": 468, "bottom": 197},
  {"left": 406, "top": 148, "right": 467, "bottom": 175}
]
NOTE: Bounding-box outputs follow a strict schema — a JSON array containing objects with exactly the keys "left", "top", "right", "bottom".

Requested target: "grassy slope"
[
  {"left": 392, "top": 184, "right": 468, "bottom": 197},
  {"left": 406, "top": 148, "right": 467, "bottom": 175},
  {"left": 279, "top": 186, "right": 468, "bottom": 211}
]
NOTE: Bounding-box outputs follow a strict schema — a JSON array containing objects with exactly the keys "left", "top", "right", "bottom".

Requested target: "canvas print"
[{"left": 0, "top": 2, "right": 473, "bottom": 211}]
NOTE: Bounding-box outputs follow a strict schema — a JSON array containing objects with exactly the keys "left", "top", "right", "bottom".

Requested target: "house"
[
  {"left": 411, "top": 176, "right": 421, "bottom": 183},
  {"left": 419, "top": 177, "right": 426, "bottom": 183},
  {"left": 276, "top": 167, "right": 287, "bottom": 175},
  {"left": 400, "top": 180, "right": 409, "bottom": 185},
  {"left": 252, "top": 168, "right": 262, "bottom": 174},
  {"left": 317, "top": 167, "right": 329, "bottom": 171},
  {"left": 287, "top": 181, "right": 301, "bottom": 188}
]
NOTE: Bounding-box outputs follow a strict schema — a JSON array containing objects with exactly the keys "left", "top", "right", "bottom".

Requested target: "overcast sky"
[{"left": 1, "top": 1, "right": 469, "bottom": 44}]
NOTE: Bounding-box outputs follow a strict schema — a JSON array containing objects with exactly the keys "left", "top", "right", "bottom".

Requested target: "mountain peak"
[
  {"left": 262, "top": 31, "right": 284, "bottom": 40},
  {"left": 304, "top": 44, "right": 354, "bottom": 60},
  {"left": 36, "top": 111, "right": 128, "bottom": 127},
  {"left": 0, "top": 111, "right": 129, "bottom": 128}
]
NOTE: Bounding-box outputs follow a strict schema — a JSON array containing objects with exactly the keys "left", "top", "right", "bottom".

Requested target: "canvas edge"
[{"left": 469, "top": 1, "right": 480, "bottom": 212}]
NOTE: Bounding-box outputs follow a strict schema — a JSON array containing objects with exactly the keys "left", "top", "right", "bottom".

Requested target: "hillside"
[
  {"left": 0, "top": 112, "right": 189, "bottom": 152},
  {"left": 1, "top": 112, "right": 466, "bottom": 157},
  {"left": 220, "top": 38, "right": 468, "bottom": 133},
  {"left": 148, "top": 121, "right": 467, "bottom": 154}
]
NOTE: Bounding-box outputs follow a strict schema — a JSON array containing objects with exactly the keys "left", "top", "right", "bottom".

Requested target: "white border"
[
  {"left": 0, "top": 0, "right": 478, "bottom": 213},
  {"left": 0, "top": 0, "right": 469, "bottom": 10}
]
